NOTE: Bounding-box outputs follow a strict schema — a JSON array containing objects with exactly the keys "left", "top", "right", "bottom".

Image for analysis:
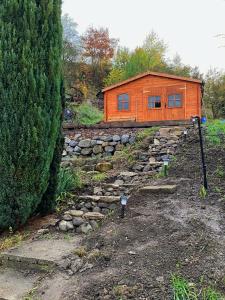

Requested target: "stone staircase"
[{"left": 0, "top": 126, "right": 186, "bottom": 299}]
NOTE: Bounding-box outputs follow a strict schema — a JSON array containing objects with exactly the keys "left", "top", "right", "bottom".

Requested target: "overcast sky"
[{"left": 62, "top": 0, "right": 225, "bottom": 74}]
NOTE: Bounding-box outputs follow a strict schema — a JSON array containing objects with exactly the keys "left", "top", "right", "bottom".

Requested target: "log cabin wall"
[{"left": 103, "top": 73, "right": 201, "bottom": 122}]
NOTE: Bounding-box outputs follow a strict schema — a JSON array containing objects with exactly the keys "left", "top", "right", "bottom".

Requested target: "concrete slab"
[
  {"left": 139, "top": 185, "right": 177, "bottom": 194},
  {"left": 0, "top": 236, "right": 81, "bottom": 270},
  {"left": 0, "top": 268, "right": 39, "bottom": 300}
]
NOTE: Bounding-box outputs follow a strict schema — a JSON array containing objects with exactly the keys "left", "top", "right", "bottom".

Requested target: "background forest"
[{"left": 62, "top": 14, "right": 225, "bottom": 122}]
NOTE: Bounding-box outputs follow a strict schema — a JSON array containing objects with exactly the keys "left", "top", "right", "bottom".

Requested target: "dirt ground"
[{"left": 35, "top": 131, "right": 225, "bottom": 300}]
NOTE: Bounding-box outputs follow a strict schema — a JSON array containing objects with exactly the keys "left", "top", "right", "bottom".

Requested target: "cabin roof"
[{"left": 102, "top": 71, "right": 202, "bottom": 92}]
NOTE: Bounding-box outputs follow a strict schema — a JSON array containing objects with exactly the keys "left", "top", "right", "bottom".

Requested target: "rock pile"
[
  {"left": 131, "top": 127, "right": 185, "bottom": 173},
  {"left": 63, "top": 133, "right": 136, "bottom": 158}
]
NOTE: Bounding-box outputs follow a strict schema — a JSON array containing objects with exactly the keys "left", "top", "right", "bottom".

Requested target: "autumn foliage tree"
[{"left": 82, "top": 27, "right": 118, "bottom": 92}]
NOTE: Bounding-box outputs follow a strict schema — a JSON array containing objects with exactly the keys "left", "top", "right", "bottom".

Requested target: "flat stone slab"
[
  {"left": 0, "top": 237, "right": 81, "bottom": 270},
  {"left": 139, "top": 185, "right": 177, "bottom": 194},
  {"left": 79, "top": 195, "right": 120, "bottom": 204},
  {"left": 0, "top": 267, "right": 39, "bottom": 300}
]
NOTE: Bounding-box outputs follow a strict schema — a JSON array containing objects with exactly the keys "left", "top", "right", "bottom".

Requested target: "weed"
[
  {"left": 136, "top": 127, "right": 158, "bottom": 142},
  {"left": 111, "top": 146, "right": 135, "bottom": 165},
  {"left": 74, "top": 246, "right": 88, "bottom": 257},
  {"left": 0, "top": 232, "right": 29, "bottom": 252},
  {"left": 199, "top": 185, "right": 207, "bottom": 199},
  {"left": 87, "top": 249, "right": 102, "bottom": 261},
  {"left": 91, "top": 172, "right": 107, "bottom": 182},
  {"left": 214, "top": 186, "right": 222, "bottom": 193},
  {"left": 171, "top": 274, "right": 198, "bottom": 300},
  {"left": 171, "top": 274, "right": 224, "bottom": 300},
  {"left": 214, "top": 166, "right": 225, "bottom": 178},
  {"left": 113, "top": 285, "right": 138, "bottom": 299}
]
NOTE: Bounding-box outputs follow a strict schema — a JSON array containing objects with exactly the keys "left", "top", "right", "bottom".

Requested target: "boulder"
[
  {"left": 69, "top": 140, "right": 78, "bottom": 147},
  {"left": 114, "top": 179, "right": 124, "bottom": 186},
  {"left": 65, "top": 137, "right": 71, "bottom": 144},
  {"left": 93, "top": 207, "right": 101, "bottom": 213},
  {"left": 63, "top": 214, "right": 73, "bottom": 221},
  {"left": 96, "top": 140, "right": 103, "bottom": 145},
  {"left": 81, "top": 148, "right": 92, "bottom": 155},
  {"left": 78, "top": 139, "right": 92, "bottom": 148},
  {"left": 74, "top": 146, "right": 81, "bottom": 153},
  {"left": 96, "top": 162, "right": 113, "bottom": 172},
  {"left": 66, "top": 146, "right": 74, "bottom": 154},
  {"left": 62, "top": 150, "right": 67, "bottom": 157},
  {"left": 121, "top": 134, "right": 130, "bottom": 144},
  {"left": 91, "top": 140, "right": 97, "bottom": 147},
  {"left": 105, "top": 146, "right": 114, "bottom": 153},
  {"left": 72, "top": 217, "right": 84, "bottom": 227},
  {"left": 129, "top": 136, "right": 136, "bottom": 144},
  {"left": 113, "top": 135, "right": 121, "bottom": 142},
  {"left": 100, "top": 135, "right": 113, "bottom": 142},
  {"left": 84, "top": 212, "right": 105, "bottom": 220},
  {"left": 154, "top": 138, "right": 160, "bottom": 145},
  {"left": 93, "top": 145, "right": 103, "bottom": 154},
  {"left": 67, "top": 210, "right": 84, "bottom": 217},
  {"left": 59, "top": 220, "right": 68, "bottom": 232},
  {"left": 89, "top": 220, "right": 99, "bottom": 230},
  {"left": 66, "top": 221, "right": 74, "bottom": 230},
  {"left": 70, "top": 259, "right": 83, "bottom": 273},
  {"left": 79, "top": 223, "right": 93, "bottom": 234}
]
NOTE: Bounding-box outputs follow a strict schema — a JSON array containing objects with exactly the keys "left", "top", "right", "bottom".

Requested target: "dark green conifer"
[{"left": 0, "top": 0, "right": 63, "bottom": 229}]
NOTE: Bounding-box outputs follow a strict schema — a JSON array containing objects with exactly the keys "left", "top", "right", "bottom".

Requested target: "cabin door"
[
  {"left": 164, "top": 85, "right": 186, "bottom": 120},
  {"left": 143, "top": 87, "right": 164, "bottom": 121}
]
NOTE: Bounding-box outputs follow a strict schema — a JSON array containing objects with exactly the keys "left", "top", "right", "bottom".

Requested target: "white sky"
[{"left": 62, "top": 0, "right": 225, "bottom": 74}]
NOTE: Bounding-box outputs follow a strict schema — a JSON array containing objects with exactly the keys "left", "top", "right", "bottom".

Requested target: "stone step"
[
  {"left": 79, "top": 195, "right": 120, "bottom": 204},
  {"left": 0, "top": 237, "right": 81, "bottom": 271},
  {"left": 139, "top": 184, "right": 177, "bottom": 194},
  {"left": 102, "top": 183, "right": 139, "bottom": 189}
]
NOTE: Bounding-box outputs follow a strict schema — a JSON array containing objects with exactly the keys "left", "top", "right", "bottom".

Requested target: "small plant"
[
  {"left": 136, "top": 127, "right": 158, "bottom": 142},
  {"left": 171, "top": 274, "right": 198, "bottom": 300},
  {"left": 214, "top": 166, "right": 225, "bottom": 178},
  {"left": 74, "top": 246, "right": 88, "bottom": 257},
  {"left": 91, "top": 172, "right": 107, "bottom": 182},
  {"left": 57, "top": 168, "right": 83, "bottom": 198},
  {"left": 171, "top": 274, "right": 224, "bottom": 300},
  {"left": 199, "top": 185, "right": 207, "bottom": 199},
  {"left": 0, "top": 232, "right": 29, "bottom": 252}
]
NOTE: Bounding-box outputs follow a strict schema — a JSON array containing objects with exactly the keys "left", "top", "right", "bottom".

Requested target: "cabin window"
[
  {"left": 148, "top": 96, "right": 161, "bottom": 108},
  {"left": 118, "top": 93, "right": 129, "bottom": 111},
  {"left": 168, "top": 94, "right": 182, "bottom": 107}
]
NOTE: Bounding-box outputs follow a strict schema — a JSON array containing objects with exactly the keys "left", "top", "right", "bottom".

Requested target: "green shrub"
[
  {"left": 91, "top": 172, "right": 107, "bottom": 182},
  {"left": 136, "top": 127, "right": 158, "bottom": 142},
  {"left": 70, "top": 103, "right": 103, "bottom": 126},
  {"left": 0, "top": 0, "right": 63, "bottom": 229}
]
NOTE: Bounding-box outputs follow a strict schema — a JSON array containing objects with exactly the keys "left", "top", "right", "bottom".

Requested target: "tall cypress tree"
[{"left": 0, "top": 0, "right": 63, "bottom": 229}]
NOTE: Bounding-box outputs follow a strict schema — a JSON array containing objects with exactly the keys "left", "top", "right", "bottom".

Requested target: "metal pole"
[
  {"left": 120, "top": 205, "right": 125, "bottom": 218},
  {"left": 196, "top": 116, "right": 208, "bottom": 190}
]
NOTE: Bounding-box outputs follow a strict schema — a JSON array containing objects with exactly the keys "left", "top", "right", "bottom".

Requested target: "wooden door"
[
  {"left": 164, "top": 85, "right": 186, "bottom": 120},
  {"left": 143, "top": 87, "right": 164, "bottom": 121}
]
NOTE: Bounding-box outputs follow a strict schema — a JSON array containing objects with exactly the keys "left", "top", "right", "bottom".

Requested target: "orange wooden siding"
[{"left": 103, "top": 74, "right": 201, "bottom": 122}]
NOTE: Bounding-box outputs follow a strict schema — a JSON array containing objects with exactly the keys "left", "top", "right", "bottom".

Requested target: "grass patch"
[
  {"left": 111, "top": 145, "right": 135, "bottom": 165},
  {"left": 136, "top": 127, "right": 158, "bottom": 142},
  {"left": 214, "top": 166, "right": 225, "bottom": 178},
  {"left": 171, "top": 274, "right": 224, "bottom": 300},
  {"left": 69, "top": 103, "right": 103, "bottom": 126},
  {"left": 206, "top": 120, "right": 225, "bottom": 145},
  {"left": 91, "top": 172, "right": 107, "bottom": 182}
]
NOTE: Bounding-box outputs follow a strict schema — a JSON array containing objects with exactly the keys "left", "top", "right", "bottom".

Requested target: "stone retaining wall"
[{"left": 63, "top": 133, "right": 136, "bottom": 158}]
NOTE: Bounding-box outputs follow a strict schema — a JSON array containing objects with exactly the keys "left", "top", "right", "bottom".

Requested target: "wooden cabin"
[{"left": 102, "top": 71, "right": 202, "bottom": 123}]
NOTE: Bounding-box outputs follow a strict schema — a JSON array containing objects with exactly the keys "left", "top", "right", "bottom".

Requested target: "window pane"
[
  {"left": 175, "top": 94, "right": 181, "bottom": 100},
  {"left": 175, "top": 100, "right": 181, "bottom": 107},
  {"left": 155, "top": 101, "right": 161, "bottom": 108},
  {"left": 124, "top": 94, "right": 129, "bottom": 101},
  {"left": 118, "top": 95, "right": 123, "bottom": 101},
  {"left": 168, "top": 100, "right": 174, "bottom": 107},
  {"left": 168, "top": 95, "right": 174, "bottom": 101},
  {"left": 123, "top": 102, "right": 129, "bottom": 110},
  {"left": 118, "top": 102, "right": 123, "bottom": 110}
]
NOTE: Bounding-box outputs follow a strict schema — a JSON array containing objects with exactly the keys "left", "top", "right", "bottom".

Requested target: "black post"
[
  {"left": 120, "top": 205, "right": 125, "bottom": 218},
  {"left": 195, "top": 116, "right": 208, "bottom": 190}
]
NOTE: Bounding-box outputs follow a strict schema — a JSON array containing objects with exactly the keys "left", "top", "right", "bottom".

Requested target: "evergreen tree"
[{"left": 0, "top": 0, "right": 63, "bottom": 229}]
